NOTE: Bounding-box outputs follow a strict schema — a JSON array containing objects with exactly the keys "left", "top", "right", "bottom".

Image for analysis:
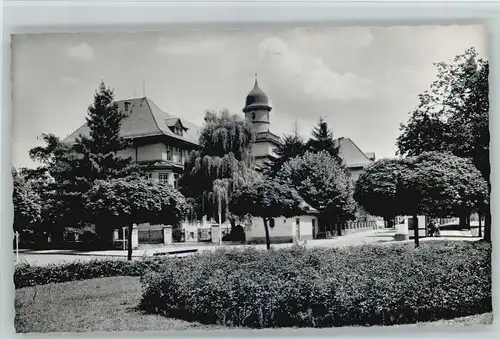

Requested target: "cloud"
[
  {"left": 258, "top": 36, "right": 373, "bottom": 100},
  {"left": 59, "top": 76, "right": 80, "bottom": 85},
  {"left": 66, "top": 42, "right": 94, "bottom": 60},
  {"left": 155, "top": 36, "right": 227, "bottom": 56},
  {"left": 289, "top": 27, "right": 374, "bottom": 51}
]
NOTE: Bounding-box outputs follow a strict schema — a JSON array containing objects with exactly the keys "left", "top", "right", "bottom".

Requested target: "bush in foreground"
[
  {"left": 14, "top": 258, "right": 169, "bottom": 289},
  {"left": 139, "top": 241, "right": 491, "bottom": 328}
]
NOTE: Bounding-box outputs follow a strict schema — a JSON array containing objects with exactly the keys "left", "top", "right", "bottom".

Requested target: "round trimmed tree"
[
  {"left": 355, "top": 152, "right": 489, "bottom": 247},
  {"left": 229, "top": 180, "right": 306, "bottom": 250},
  {"left": 85, "top": 176, "right": 189, "bottom": 260},
  {"left": 354, "top": 158, "right": 407, "bottom": 227}
]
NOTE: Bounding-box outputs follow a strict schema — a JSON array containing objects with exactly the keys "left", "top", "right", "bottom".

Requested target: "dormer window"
[
  {"left": 165, "top": 118, "right": 188, "bottom": 137},
  {"left": 174, "top": 127, "right": 183, "bottom": 136}
]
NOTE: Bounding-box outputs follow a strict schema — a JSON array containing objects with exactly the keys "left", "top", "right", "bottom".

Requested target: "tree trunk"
[
  {"left": 51, "top": 227, "right": 65, "bottom": 249},
  {"left": 459, "top": 216, "right": 467, "bottom": 229},
  {"left": 127, "top": 224, "right": 133, "bottom": 261},
  {"left": 484, "top": 210, "right": 491, "bottom": 242},
  {"left": 478, "top": 212, "right": 482, "bottom": 238},
  {"left": 263, "top": 217, "right": 271, "bottom": 250},
  {"left": 413, "top": 215, "right": 419, "bottom": 248}
]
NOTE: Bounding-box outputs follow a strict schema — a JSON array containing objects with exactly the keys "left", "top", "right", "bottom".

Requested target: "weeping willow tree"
[{"left": 180, "top": 109, "right": 262, "bottom": 227}]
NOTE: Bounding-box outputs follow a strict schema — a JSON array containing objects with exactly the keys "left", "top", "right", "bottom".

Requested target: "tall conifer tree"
[{"left": 307, "top": 117, "right": 341, "bottom": 162}]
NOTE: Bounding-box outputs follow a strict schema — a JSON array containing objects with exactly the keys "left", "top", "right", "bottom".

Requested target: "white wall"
[
  {"left": 250, "top": 216, "right": 292, "bottom": 239},
  {"left": 249, "top": 215, "right": 317, "bottom": 241},
  {"left": 252, "top": 140, "right": 278, "bottom": 160},
  {"left": 137, "top": 143, "right": 166, "bottom": 162}
]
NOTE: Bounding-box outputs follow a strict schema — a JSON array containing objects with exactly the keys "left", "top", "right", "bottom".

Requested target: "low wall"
[
  {"left": 342, "top": 221, "right": 377, "bottom": 235},
  {"left": 317, "top": 221, "right": 376, "bottom": 238}
]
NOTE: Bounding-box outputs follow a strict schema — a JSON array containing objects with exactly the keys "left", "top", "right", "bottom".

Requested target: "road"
[{"left": 15, "top": 228, "right": 479, "bottom": 266}]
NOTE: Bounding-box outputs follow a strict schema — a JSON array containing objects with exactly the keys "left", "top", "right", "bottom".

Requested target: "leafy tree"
[
  {"left": 85, "top": 176, "right": 189, "bottom": 260},
  {"left": 12, "top": 168, "right": 42, "bottom": 233},
  {"left": 307, "top": 117, "right": 340, "bottom": 160},
  {"left": 25, "top": 82, "right": 145, "bottom": 244},
  {"left": 229, "top": 180, "right": 306, "bottom": 250},
  {"left": 403, "top": 152, "right": 488, "bottom": 221},
  {"left": 276, "top": 151, "right": 356, "bottom": 235},
  {"left": 355, "top": 152, "right": 488, "bottom": 247},
  {"left": 264, "top": 134, "right": 307, "bottom": 177},
  {"left": 23, "top": 134, "right": 84, "bottom": 244},
  {"left": 354, "top": 158, "right": 406, "bottom": 226},
  {"left": 180, "top": 109, "right": 261, "bottom": 227},
  {"left": 397, "top": 47, "right": 491, "bottom": 240}
]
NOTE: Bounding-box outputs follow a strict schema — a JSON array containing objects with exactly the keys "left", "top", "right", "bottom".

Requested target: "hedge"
[
  {"left": 14, "top": 258, "right": 169, "bottom": 289},
  {"left": 139, "top": 241, "right": 492, "bottom": 328}
]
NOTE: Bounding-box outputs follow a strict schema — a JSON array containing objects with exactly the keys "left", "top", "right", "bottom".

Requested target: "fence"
[
  {"left": 316, "top": 220, "right": 377, "bottom": 238},
  {"left": 138, "top": 229, "right": 164, "bottom": 244}
]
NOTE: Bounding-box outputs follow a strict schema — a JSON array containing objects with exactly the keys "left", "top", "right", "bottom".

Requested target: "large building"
[
  {"left": 64, "top": 79, "right": 374, "bottom": 184},
  {"left": 64, "top": 97, "right": 200, "bottom": 188}
]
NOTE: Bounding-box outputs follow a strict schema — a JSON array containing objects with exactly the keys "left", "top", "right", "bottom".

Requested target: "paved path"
[{"left": 16, "top": 228, "right": 480, "bottom": 266}]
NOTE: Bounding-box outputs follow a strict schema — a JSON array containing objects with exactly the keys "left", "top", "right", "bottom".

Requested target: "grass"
[
  {"left": 15, "top": 275, "right": 492, "bottom": 333},
  {"left": 15, "top": 276, "right": 220, "bottom": 333}
]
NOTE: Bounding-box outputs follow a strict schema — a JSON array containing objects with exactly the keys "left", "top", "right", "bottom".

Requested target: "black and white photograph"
[{"left": 11, "top": 25, "right": 492, "bottom": 332}]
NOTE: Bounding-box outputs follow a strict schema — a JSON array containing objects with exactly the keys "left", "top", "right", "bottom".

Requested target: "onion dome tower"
[{"left": 243, "top": 74, "right": 272, "bottom": 134}]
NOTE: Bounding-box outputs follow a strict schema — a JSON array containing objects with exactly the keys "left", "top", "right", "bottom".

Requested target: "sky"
[{"left": 11, "top": 25, "right": 487, "bottom": 169}]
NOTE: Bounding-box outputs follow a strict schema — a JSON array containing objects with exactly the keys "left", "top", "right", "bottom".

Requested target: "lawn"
[
  {"left": 15, "top": 275, "right": 492, "bottom": 333},
  {"left": 15, "top": 276, "right": 220, "bottom": 333}
]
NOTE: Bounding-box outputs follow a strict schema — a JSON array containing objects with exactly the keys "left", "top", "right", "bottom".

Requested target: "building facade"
[
  {"left": 63, "top": 97, "right": 200, "bottom": 188},
  {"left": 64, "top": 80, "right": 374, "bottom": 183}
]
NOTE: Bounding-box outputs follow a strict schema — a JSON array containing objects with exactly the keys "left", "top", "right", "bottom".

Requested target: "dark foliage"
[
  {"left": 307, "top": 117, "right": 341, "bottom": 161},
  {"left": 276, "top": 151, "right": 356, "bottom": 224},
  {"left": 264, "top": 134, "right": 307, "bottom": 177},
  {"left": 139, "top": 241, "right": 491, "bottom": 328},
  {"left": 179, "top": 110, "right": 260, "bottom": 224},
  {"left": 396, "top": 47, "right": 491, "bottom": 240},
  {"left": 14, "top": 258, "right": 169, "bottom": 289}
]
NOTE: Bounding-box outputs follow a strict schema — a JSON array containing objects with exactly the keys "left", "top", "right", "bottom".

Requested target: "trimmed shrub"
[
  {"left": 139, "top": 241, "right": 491, "bottom": 327},
  {"left": 14, "top": 258, "right": 169, "bottom": 289}
]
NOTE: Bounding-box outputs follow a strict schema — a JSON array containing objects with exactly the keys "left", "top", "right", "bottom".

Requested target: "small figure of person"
[{"left": 428, "top": 219, "right": 440, "bottom": 237}]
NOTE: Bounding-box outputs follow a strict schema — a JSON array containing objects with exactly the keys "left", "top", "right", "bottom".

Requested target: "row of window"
[
  {"left": 166, "top": 145, "right": 188, "bottom": 164},
  {"left": 173, "top": 127, "right": 183, "bottom": 136},
  {"left": 145, "top": 172, "right": 179, "bottom": 188},
  {"left": 155, "top": 172, "right": 180, "bottom": 189}
]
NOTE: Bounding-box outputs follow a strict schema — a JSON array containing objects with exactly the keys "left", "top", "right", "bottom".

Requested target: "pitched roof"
[
  {"left": 364, "top": 152, "right": 376, "bottom": 161},
  {"left": 334, "top": 137, "right": 374, "bottom": 168},
  {"left": 63, "top": 97, "right": 201, "bottom": 145}
]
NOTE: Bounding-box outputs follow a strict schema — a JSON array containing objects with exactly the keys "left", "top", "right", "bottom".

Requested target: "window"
[
  {"left": 146, "top": 172, "right": 153, "bottom": 180},
  {"left": 166, "top": 145, "right": 173, "bottom": 161},
  {"left": 181, "top": 149, "right": 188, "bottom": 164},
  {"left": 175, "top": 127, "right": 183, "bottom": 136},
  {"left": 158, "top": 173, "right": 169, "bottom": 184},
  {"left": 174, "top": 147, "right": 182, "bottom": 163},
  {"left": 173, "top": 173, "right": 180, "bottom": 189}
]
